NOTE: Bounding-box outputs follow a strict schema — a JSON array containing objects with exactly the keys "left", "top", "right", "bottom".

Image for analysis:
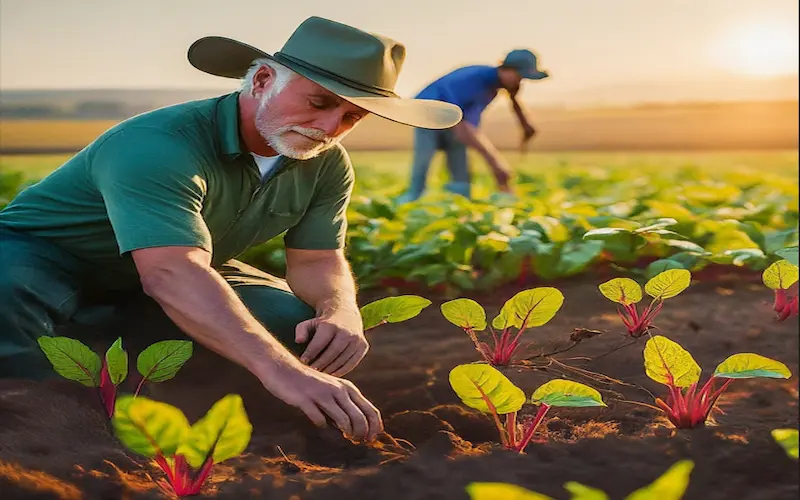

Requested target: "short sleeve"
[
  {"left": 89, "top": 127, "right": 212, "bottom": 255},
  {"left": 284, "top": 146, "right": 354, "bottom": 250}
]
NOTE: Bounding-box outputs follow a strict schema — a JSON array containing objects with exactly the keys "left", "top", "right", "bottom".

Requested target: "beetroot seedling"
[
  {"left": 360, "top": 294, "right": 431, "bottom": 331},
  {"left": 643, "top": 335, "right": 791, "bottom": 429},
  {"left": 449, "top": 364, "right": 605, "bottom": 453},
  {"left": 441, "top": 288, "right": 564, "bottom": 366},
  {"left": 37, "top": 336, "right": 193, "bottom": 418},
  {"left": 762, "top": 259, "right": 798, "bottom": 322},
  {"left": 599, "top": 269, "right": 691, "bottom": 338},
  {"left": 113, "top": 393, "right": 252, "bottom": 497},
  {"left": 466, "top": 459, "right": 695, "bottom": 500}
]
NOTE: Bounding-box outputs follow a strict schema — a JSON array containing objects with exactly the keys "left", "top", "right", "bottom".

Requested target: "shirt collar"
[{"left": 214, "top": 91, "right": 246, "bottom": 161}]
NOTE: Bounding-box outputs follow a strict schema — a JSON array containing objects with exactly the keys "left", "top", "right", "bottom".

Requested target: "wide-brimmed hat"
[
  {"left": 502, "top": 49, "right": 549, "bottom": 80},
  {"left": 188, "top": 16, "right": 462, "bottom": 129}
]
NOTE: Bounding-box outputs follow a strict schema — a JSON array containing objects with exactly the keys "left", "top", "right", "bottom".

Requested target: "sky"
[{"left": 1, "top": 0, "right": 798, "bottom": 105}]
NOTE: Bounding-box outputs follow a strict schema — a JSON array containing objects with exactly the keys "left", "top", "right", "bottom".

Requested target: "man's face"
[
  {"left": 498, "top": 68, "right": 524, "bottom": 95},
  {"left": 252, "top": 67, "right": 368, "bottom": 160}
]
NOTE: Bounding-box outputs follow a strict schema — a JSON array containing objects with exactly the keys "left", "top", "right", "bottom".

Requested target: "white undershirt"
[{"left": 250, "top": 153, "right": 282, "bottom": 180}]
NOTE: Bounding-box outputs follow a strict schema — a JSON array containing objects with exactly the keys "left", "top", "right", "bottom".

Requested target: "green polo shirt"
[{"left": 0, "top": 92, "right": 354, "bottom": 290}]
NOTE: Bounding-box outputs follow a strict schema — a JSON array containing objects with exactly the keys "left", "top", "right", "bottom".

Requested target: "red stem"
[
  {"left": 506, "top": 412, "right": 518, "bottom": 449},
  {"left": 134, "top": 375, "right": 147, "bottom": 398},
  {"left": 515, "top": 404, "right": 551, "bottom": 453}
]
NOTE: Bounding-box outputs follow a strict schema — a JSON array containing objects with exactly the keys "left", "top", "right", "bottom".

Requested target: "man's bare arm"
[
  {"left": 285, "top": 248, "right": 368, "bottom": 377},
  {"left": 452, "top": 121, "right": 511, "bottom": 188},
  {"left": 131, "top": 246, "right": 382, "bottom": 440}
]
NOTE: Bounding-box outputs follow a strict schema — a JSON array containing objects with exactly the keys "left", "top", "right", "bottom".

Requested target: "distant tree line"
[{"left": 0, "top": 100, "right": 151, "bottom": 119}]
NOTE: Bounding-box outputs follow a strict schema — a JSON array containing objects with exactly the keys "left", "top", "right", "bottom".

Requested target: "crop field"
[{"left": 1, "top": 150, "right": 798, "bottom": 499}]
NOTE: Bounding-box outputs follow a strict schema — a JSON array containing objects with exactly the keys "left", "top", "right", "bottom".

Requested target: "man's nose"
[{"left": 314, "top": 111, "right": 346, "bottom": 137}]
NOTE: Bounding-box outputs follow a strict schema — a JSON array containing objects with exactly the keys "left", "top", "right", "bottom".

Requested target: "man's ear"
[{"left": 251, "top": 64, "right": 277, "bottom": 97}]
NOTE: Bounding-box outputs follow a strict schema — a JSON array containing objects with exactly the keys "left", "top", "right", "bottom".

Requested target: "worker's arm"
[
  {"left": 510, "top": 92, "right": 536, "bottom": 141},
  {"left": 452, "top": 120, "right": 511, "bottom": 188}
]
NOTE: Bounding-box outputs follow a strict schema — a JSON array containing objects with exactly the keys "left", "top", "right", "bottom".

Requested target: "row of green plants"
[{"left": 37, "top": 249, "right": 798, "bottom": 497}]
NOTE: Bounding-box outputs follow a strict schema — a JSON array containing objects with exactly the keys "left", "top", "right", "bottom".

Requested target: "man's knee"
[{"left": 234, "top": 284, "right": 315, "bottom": 356}]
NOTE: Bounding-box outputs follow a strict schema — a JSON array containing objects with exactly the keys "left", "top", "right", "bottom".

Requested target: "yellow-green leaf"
[
  {"left": 644, "top": 269, "right": 691, "bottom": 300},
  {"left": 177, "top": 394, "right": 252, "bottom": 468},
  {"left": 713, "top": 353, "right": 792, "bottom": 380},
  {"left": 492, "top": 309, "right": 510, "bottom": 330},
  {"left": 360, "top": 295, "right": 432, "bottom": 330},
  {"left": 112, "top": 396, "right": 189, "bottom": 458},
  {"left": 466, "top": 482, "right": 554, "bottom": 500},
  {"left": 441, "top": 298, "right": 487, "bottom": 331},
  {"left": 625, "top": 460, "right": 695, "bottom": 500},
  {"left": 37, "top": 336, "right": 102, "bottom": 387},
  {"left": 105, "top": 337, "right": 128, "bottom": 386},
  {"left": 531, "top": 380, "right": 606, "bottom": 407},
  {"left": 598, "top": 278, "right": 642, "bottom": 305},
  {"left": 771, "top": 429, "right": 799, "bottom": 460},
  {"left": 449, "top": 364, "right": 526, "bottom": 415},
  {"left": 762, "top": 260, "right": 799, "bottom": 290},
  {"left": 564, "top": 482, "right": 610, "bottom": 500},
  {"left": 643, "top": 336, "right": 701, "bottom": 388},
  {"left": 496, "top": 287, "right": 565, "bottom": 329}
]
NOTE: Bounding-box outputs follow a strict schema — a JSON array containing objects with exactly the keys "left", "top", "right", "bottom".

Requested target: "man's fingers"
[
  {"left": 329, "top": 345, "right": 366, "bottom": 377},
  {"left": 295, "top": 319, "right": 315, "bottom": 344},
  {"left": 310, "top": 334, "right": 350, "bottom": 371},
  {"left": 334, "top": 392, "right": 369, "bottom": 441},
  {"left": 347, "top": 386, "right": 383, "bottom": 441},
  {"left": 299, "top": 402, "right": 327, "bottom": 428},
  {"left": 317, "top": 398, "right": 352, "bottom": 437},
  {"left": 301, "top": 324, "right": 335, "bottom": 364}
]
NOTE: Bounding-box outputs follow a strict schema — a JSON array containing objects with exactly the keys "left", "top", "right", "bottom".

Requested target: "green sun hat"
[{"left": 188, "top": 16, "right": 463, "bottom": 129}]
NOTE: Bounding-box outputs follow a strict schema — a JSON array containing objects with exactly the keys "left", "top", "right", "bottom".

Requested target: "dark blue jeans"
[
  {"left": 400, "top": 127, "right": 471, "bottom": 202},
  {"left": 0, "top": 226, "right": 315, "bottom": 379}
]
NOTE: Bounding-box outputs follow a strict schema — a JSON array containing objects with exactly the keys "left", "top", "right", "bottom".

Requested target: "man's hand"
[
  {"left": 295, "top": 305, "right": 368, "bottom": 377},
  {"left": 262, "top": 360, "right": 382, "bottom": 441}
]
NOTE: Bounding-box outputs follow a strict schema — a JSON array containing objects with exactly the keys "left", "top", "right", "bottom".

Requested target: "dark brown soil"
[{"left": 1, "top": 275, "right": 798, "bottom": 500}]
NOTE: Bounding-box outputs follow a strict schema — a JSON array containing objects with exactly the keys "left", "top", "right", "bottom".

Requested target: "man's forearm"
[
  {"left": 286, "top": 251, "right": 359, "bottom": 316},
  {"left": 141, "top": 259, "right": 302, "bottom": 380},
  {"left": 453, "top": 121, "right": 501, "bottom": 162},
  {"left": 510, "top": 96, "right": 532, "bottom": 130}
]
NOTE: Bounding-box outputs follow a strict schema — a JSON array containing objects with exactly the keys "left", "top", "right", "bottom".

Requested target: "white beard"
[{"left": 254, "top": 91, "right": 349, "bottom": 160}]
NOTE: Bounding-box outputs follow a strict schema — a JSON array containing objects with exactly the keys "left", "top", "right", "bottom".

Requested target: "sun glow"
[{"left": 712, "top": 21, "right": 799, "bottom": 77}]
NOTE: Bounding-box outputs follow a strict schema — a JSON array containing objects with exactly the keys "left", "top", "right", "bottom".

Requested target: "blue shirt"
[{"left": 415, "top": 65, "right": 501, "bottom": 126}]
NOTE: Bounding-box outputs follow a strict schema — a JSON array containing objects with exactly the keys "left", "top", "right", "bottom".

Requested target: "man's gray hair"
[{"left": 239, "top": 58, "right": 297, "bottom": 95}]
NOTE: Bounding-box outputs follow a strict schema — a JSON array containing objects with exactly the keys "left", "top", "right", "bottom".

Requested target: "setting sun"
[{"left": 713, "top": 21, "right": 799, "bottom": 77}]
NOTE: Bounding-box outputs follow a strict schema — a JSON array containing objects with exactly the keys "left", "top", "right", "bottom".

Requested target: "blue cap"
[{"left": 502, "top": 49, "right": 549, "bottom": 80}]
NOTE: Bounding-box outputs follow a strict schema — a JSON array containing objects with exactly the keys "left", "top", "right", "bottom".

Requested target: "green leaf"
[
  {"left": 713, "top": 353, "right": 792, "bottom": 380},
  {"left": 37, "top": 336, "right": 102, "bottom": 387},
  {"left": 441, "top": 298, "right": 487, "bottom": 331},
  {"left": 360, "top": 295, "right": 432, "bottom": 330},
  {"left": 495, "top": 287, "right": 565, "bottom": 329},
  {"left": 177, "top": 394, "right": 252, "bottom": 468},
  {"left": 598, "top": 278, "right": 642, "bottom": 305},
  {"left": 625, "top": 460, "right": 695, "bottom": 500},
  {"left": 771, "top": 429, "right": 799, "bottom": 460},
  {"left": 466, "top": 482, "right": 554, "bottom": 500},
  {"left": 644, "top": 269, "right": 691, "bottom": 300},
  {"left": 563, "top": 482, "right": 610, "bottom": 500},
  {"left": 643, "top": 336, "right": 701, "bottom": 388},
  {"left": 775, "top": 246, "right": 799, "bottom": 266},
  {"left": 762, "top": 260, "right": 799, "bottom": 290},
  {"left": 448, "top": 364, "right": 526, "bottom": 415},
  {"left": 137, "top": 340, "right": 193, "bottom": 384},
  {"left": 662, "top": 240, "right": 706, "bottom": 254},
  {"left": 105, "top": 337, "right": 128, "bottom": 386},
  {"left": 645, "top": 260, "right": 686, "bottom": 280},
  {"left": 633, "top": 218, "right": 679, "bottom": 233},
  {"left": 112, "top": 395, "right": 190, "bottom": 458},
  {"left": 531, "top": 379, "right": 606, "bottom": 407}
]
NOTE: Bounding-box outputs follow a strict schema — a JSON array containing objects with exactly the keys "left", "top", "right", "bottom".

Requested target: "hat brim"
[
  {"left": 522, "top": 69, "right": 549, "bottom": 80},
  {"left": 188, "top": 36, "right": 462, "bottom": 130}
]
